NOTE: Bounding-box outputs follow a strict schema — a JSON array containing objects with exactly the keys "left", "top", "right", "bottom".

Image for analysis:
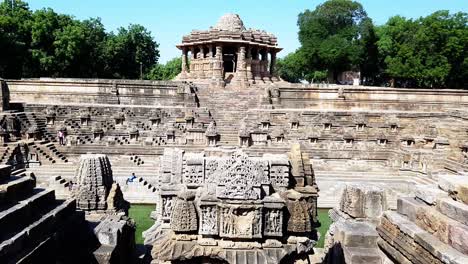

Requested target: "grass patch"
[
  {"left": 316, "top": 208, "right": 332, "bottom": 248},
  {"left": 129, "top": 204, "right": 155, "bottom": 244}
]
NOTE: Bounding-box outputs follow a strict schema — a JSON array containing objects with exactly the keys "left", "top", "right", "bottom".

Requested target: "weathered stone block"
[
  {"left": 340, "top": 184, "right": 387, "bottom": 219},
  {"left": 448, "top": 224, "right": 468, "bottom": 255},
  {"left": 414, "top": 231, "right": 468, "bottom": 264},
  {"left": 415, "top": 206, "right": 450, "bottom": 244},
  {"left": 397, "top": 197, "right": 424, "bottom": 222},
  {"left": 415, "top": 185, "right": 448, "bottom": 205},
  {"left": 414, "top": 202, "right": 468, "bottom": 254},
  {"left": 343, "top": 247, "right": 383, "bottom": 264},
  {"left": 438, "top": 176, "right": 468, "bottom": 204},
  {"left": 437, "top": 198, "right": 468, "bottom": 225},
  {"left": 334, "top": 221, "right": 379, "bottom": 248}
]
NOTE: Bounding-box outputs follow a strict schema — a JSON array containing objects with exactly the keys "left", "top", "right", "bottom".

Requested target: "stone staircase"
[
  {"left": 28, "top": 162, "right": 159, "bottom": 204},
  {"left": 195, "top": 84, "right": 264, "bottom": 146},
  {"left": 0, "top": 165, "right": 78, "bottom": 263},
  {"left": 0, "top": 145, "right": 12, "bottom": 164},
  {"left": 16, "top": 112, "right": 57, "bottom": 143},
  {"left": 27, "top": 140, "right": 68, "bottom": 164}
]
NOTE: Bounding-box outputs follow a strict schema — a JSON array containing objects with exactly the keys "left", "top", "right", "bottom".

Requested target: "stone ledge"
[{"left": 437, "top": 198, "right": 468, "bottom": 225}]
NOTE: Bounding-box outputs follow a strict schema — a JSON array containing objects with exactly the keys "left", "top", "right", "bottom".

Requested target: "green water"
[{"left": 129, "top": 204, "right": 155, "bottom": 244}]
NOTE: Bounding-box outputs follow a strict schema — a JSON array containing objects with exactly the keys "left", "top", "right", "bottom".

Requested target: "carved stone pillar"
[
  {"left": 189, "top": 47, "right": 195, "bottom": 78},
  {"left": 180, "top": 48, "right": 188, "bottom": 78},
  {"left": 270, "top": 51, "right": 276, "bottom": 76},
  {"left": 207, "top": 45, "right": 214, "bottom": 78},
  {"left": 253, "top": 49, "right": 261, "bottom": 81},
  {"left": 211, "top": 45, "right": 224, "bottom": 88},
  {"left": 198, "top": 46, "right": 205, "bottom": 79},
  {"left": 246, "top": 46, "right": 253, "bottom": 82},
  {"left": 236, "top": 46, "right": 248, "bottom": 87},
  {"left": 261, "top": 49, "right": 268, "bottom": 78}
]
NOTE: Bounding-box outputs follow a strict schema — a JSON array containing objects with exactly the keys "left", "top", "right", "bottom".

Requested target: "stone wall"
[{"left": 6, "top": 78, "right": 197, "bottom": 107}]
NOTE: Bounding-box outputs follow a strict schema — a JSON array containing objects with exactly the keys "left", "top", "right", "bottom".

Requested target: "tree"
[
  {"left": 0, "top": 0, "right": 32, "bottom": 78},
  {"left": 0, "top": 0, "right": 160, "bottom": 79},
  {"left": 147, "top": 57, "right": 182, "bottom": 80},
  {"left": 378, "top": 11, "right": 468, "bottom": 88},
  {"left": 297, "top": 0, "right": 376, "bottom": 82},
  {"left": 104, "top": 24, "right": 160, "bottom": 79},
  {"left": 276, "top": 51, "right": 306, "bottom": 83}
]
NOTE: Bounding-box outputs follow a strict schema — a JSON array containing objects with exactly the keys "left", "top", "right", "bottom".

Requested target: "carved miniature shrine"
[{"left": 144, "top": 143, "right": 319, "bottom": 263}]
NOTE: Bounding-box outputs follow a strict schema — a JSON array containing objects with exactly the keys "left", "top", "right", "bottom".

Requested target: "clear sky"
[{"left": 25, "top": 0, "right": 467, "bottom": 63}]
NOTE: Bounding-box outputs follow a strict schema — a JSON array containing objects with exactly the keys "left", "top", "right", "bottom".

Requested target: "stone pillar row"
[{"left": 180, "top": 44, "right": 278, "bottom": 85}]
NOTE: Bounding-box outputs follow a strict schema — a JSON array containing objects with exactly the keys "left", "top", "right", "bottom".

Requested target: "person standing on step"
[{"left": 58, "top": 130, "right": 65, "bottom": 146}]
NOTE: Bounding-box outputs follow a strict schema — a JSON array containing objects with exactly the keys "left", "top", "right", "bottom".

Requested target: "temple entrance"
[{"left": 223, "top": 46, "right": 237, "bottom": 75}]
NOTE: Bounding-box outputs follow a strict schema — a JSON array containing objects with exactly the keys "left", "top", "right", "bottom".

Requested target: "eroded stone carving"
[
  {"left": 72, "top": 154, "right": 129, "bottom": 214},
  {"left": 145, "top": 145, "right": 318, "bottom": 263}
]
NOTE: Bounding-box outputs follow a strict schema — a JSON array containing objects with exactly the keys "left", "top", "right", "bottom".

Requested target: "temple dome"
[{"left": 213, "top": 13, "right": 246, "bottom": 31}]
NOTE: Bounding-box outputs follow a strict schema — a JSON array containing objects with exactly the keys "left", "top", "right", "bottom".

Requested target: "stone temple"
[
  {"left": 176, "top": 14, "right": 281, "bottom": 88},
  {"left": 0, "top": 13, "right": 468, "bottom": 264}
]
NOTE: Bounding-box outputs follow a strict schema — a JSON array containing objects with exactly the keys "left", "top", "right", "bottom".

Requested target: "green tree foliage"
[
  {"left": 147, "top": 57, "right": 182, "bottom": 80},
  {"left": 0, "top": 0, "right": 32, "bottom": 78},
  {"left": 297, "top": 0, "right": 376, "bottom": 81},
  {"left": 104, "top": 25, "right": 160, "bottom": 79},
  {"left": 276, "top": 51, "right": 306, "bottom": 83},
  {"left": 377, "top": 11, "right": 468, "bottom": 88},
  {"left": 0, "top": 0, "right": 160, "bottom": 79}
]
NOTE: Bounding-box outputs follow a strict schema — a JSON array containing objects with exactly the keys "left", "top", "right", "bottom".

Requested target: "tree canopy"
[
  {"left": 377, "top": 11, "right": 467, "bottom": 88},
  {"left": 296, "top": 0, "right": 375, "bottom": 81},
  {"left": 146, "top": 57, "right": 182, "bottom": 81},
  {"left": 0, "top": 0, "right": 160, "bottom": 79},
  {"left": 278, "top": 0, "right": 467, "bottom": 89}
]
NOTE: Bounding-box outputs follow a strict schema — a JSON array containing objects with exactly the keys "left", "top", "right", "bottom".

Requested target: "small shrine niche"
[
  {"left": 323, "top": 123, "right": 332, "bottom": 130},
  {"left": 356, "top": 123, "right": 366, "bottom": 131},
  {"left": 186, "top": 117, "right": 194, "bottom": 128},
  {"left": 403, "top": 139, "right": 415, "bottom": 147},
  {"left": 29, "top": 152, "right": 39, "bottom": 163},
  {"left": 291, "top": 121, "right": 299, "bottom": 130},
  {"left": 310, "top": 137, "right": 318, "bottom": 144},
  {"left": 276, "top": 135, "right": 284, "bottom": 143},
  {"left": 128, "top": 128, "right": 139, "bottom": 141},
  {"left": 345, "top": 138, "right": 354, "bottom": 146},
  {"left": 93, "top": 128, "right": 104, "bottom": 141},
  {"left": 462, "top": 146, "right": 468, "bottom": 154},
  {"left": 114, "top": 114, "right": 125, "bottom": 126},
  {"left": 185, "top": 111, "right": 195, "bottom": 129},
  {"left": 46, "top": 112, "right": 56, "bottom": 125},
  {"left": 238, "top": 121, "right": 250, "bottom": 147},
  {"left": 239, "top": 135, "right": 250, "bottom": 147},
  {"left": 378, "top": 138, "right": 388, "bottom": 146},
  {"left": 27, "top": 126, "right": 41, "bottom": 141},
  {"left": 205, "top": 122, "right": 219, "bottom": 147},
  {"left": 261, "top": 121, "right": 270, "bottom": 130},
  {"left": 166, "top": 130, "right": 176, "bottom": 144},
  {"left": 80, "top": 114, "right": 90, "bottom": 126},
  {"left": 390, "top": 124, "right": 398, "bottom": 132},
  {"left": 150, "top": 116, "right": 161, "bottom": 127},
  {"left": 0, "top": 128, "right": 8, "bottom": 143}
]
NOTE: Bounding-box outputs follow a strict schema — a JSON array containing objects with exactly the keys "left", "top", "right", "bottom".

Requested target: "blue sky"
[{"left": 26, "top": 0, "right": 467, "bottom": 63}]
